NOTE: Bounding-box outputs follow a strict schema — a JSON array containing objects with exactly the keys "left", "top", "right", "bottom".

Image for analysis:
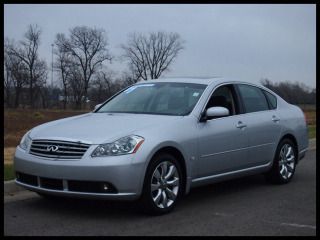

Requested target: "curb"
[
  {"left": 309, "top": 138, "right": 316, "bottom": 150},
  {"left": 3, "top": 138, "right": 316, "bottom": 195},
  {"left": 4, "top": 180, "right": 25, "bottom": 195}
]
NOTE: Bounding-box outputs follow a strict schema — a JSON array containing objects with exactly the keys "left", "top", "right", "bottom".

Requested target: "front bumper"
[{"left": 14, "top": 146, "right": 146, "bottom": 200}]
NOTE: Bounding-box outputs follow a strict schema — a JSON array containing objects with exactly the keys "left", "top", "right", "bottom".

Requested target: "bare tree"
[
  {"left": 68, "top": 66, "right": 86, "bottom": 109},
  {"left": 122, "top": 31, "right": 184, "bottom": 80},
  {"left": 6, "top": 25, "right": 47, "bottom": 108},
  {"left": 4, "top": 40, "right": 29, "bottom": 108},
  {"left": 4, "top": 48, "right": 13, "bottom": 107},
  {"left": 120, "top": 70, "right": 139, "bottom": 86},
  {"left": 55, "top": 26, "right": 112, "bottom": 109},
  {"left": 91, "top": 69, "right": 114, "bottom": 103},
  {"left": 54, "top": 34, "right": 73, "bottom": 109}
]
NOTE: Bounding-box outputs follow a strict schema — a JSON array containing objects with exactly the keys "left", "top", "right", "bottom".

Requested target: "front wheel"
[
  {"left": 140, "top": 153, "right": 183, "bottom": 215},
  {"left": 265, "top": 139, "right": 297, "bottom": 184}
]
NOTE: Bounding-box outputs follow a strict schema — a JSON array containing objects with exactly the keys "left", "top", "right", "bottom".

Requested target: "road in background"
[{"left": 4, "top": 150, "right": 316, "bottom": 236}]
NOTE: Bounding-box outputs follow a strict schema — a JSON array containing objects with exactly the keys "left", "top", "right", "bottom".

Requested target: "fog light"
[{"left": 103, "top": 183, "right": 109, "bottom": 191}]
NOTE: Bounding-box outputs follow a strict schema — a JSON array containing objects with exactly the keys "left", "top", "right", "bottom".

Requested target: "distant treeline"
[{"left": 261, "top": 78, "right": 316, "bottom": 105}]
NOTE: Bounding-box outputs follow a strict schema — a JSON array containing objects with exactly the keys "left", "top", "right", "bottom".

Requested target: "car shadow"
[
  {"left": 185, "top": 174, "right": 268, "bottom": 199},
  {"left": 27, "top": 174, "right": 273, "bottom": 218}
]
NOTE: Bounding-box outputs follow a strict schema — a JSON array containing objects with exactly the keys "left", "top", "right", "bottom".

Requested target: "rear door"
[{"left": 235, "top": 84, "right": 282, "bottom": 166}]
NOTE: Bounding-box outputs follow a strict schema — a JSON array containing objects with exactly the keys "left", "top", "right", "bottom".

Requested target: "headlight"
[
  {"left": 91, "top": 135, "right": 144, "bottom": 157},
  {"left": 19, "top": 131, "right": 32, "bottom": 150}
]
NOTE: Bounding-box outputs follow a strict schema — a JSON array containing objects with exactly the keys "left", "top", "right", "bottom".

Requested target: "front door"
[{"left": 196, "top": 84, "right": 249, "bottom": 178}]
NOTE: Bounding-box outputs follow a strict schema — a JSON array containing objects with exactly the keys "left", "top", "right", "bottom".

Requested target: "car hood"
[{"left": 29, "top": 112, "right": 182, "bottom": 144}]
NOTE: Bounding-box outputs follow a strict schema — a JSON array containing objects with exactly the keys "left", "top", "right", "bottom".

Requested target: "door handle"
[
  {"left": 236, "top": 121, "right": 247, "bottom": 129},
  {"left": 272, "top": 115, "right": 280, "bottom": 122}
]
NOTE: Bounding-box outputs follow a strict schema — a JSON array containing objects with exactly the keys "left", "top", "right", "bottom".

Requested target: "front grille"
[{"left": 30, "top": 140, "right": 90, "bottom": 159}]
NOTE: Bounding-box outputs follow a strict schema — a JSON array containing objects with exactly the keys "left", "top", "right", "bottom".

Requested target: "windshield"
[{"left": 96, "top": 82, "right": 207, "bottom": 116}]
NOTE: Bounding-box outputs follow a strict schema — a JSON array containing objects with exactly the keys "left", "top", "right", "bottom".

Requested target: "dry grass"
[
  {"left": 4, "top": 109, "right": 87, "bottom": 148},
  {"left": 300, "top": 104, "right": 316, "bottom": 125},
  {"left": 4, "top": 147, "right": 16, "bottom": 164},
  {"left": 304, "top": 110, "right": 316, "bottom": 125}
]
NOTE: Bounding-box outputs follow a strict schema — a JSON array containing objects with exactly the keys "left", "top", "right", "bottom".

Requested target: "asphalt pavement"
[{"left": 4, "top": 150, "right": 316, "bottom": 236}]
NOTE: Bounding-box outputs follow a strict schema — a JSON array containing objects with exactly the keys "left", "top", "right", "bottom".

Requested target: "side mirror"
[
  {"left": 93, "top": 103, "right": 102, "bottom": 111},
  {"left": 200, "top": 106, "right": 229, "bottom": 122},
  {"left": 206, "top": 106, "right": 230, "bottom": 118}
]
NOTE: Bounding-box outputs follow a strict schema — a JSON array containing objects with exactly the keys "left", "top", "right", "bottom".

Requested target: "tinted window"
[
  {"left": 264, "top": 90, "right": 277, "bottom": 109},
  {"left": 238, "top": 84, "right": 269, "bottom": 113},
  {"left": 97, "top": 82, "right": 207, "bottom": 116}
]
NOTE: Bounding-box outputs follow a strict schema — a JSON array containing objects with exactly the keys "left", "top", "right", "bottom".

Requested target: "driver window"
[{"left": 205, "top": 85, "right": 237, "bottom": 116}]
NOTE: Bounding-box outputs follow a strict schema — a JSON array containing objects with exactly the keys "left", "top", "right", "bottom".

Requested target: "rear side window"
[
  {"left": 263, "top": 90, "right": 277, "bottom": 109},
  {"left": 237, "top": 84, "right": 269, "bottom": 113}
]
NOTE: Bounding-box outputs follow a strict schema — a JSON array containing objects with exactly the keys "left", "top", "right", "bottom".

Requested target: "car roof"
[
  {"left": 136, "top": 77, "right": 223, "bottom": 85},
  {"left": 137, "top": 77, "right": 264, "bottom": 88}
]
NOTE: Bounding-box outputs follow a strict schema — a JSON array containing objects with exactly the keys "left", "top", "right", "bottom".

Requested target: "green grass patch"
[
  {"left": 308, "top": 125, "right": 316, "bottom": 139},
  {"left": 4, "top": 164, "right": 15, "bottom": 181}
]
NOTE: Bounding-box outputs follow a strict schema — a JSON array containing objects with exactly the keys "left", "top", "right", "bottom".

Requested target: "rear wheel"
[
  {"left": 140, "top": 153, "right": 183, "bottom": 215},
  {"left": 265, "top": 139, "right": 297, "bottom": 184}
]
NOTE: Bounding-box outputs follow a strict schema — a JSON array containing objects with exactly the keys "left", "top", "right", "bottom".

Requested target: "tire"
[
  {"left": 265, "top": 138, "right": 297, "bottom": 184},
  {"left": 140, "top": 153, "right": 184, "bottom": 215}
]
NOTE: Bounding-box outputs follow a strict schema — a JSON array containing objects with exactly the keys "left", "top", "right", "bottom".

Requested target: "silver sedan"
[{"left": 14, "top": 78, "right": 309, "bottom": 215}]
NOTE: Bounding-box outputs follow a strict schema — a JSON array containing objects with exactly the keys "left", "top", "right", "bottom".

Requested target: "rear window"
[
  {"left": 263, "top": 90, "right": 277, "bottom": 109},
  {"left": 237, "top": 84, "right": 269, "bottom": 113}
]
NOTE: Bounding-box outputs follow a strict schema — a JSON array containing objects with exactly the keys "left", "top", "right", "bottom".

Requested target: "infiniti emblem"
[{"left": 47, "top": 145, "right": 59, "bottom": 152}]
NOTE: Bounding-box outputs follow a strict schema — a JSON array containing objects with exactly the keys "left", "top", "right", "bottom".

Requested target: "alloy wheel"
[
  {"left": 150, "top": 161, "right": 180, "bottom": 209},
  {"left": 279, "top": 143, "right": 295, "bottom": 180}
]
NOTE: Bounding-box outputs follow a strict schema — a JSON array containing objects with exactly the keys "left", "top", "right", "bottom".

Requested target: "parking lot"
[{"left": 4, "top": 150, "right": 316, "bottom": 236}]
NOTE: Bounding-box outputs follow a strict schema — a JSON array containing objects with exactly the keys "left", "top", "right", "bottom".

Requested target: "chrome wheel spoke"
[
  {"left": 151, "top": 183, "right": 161, "bottom": 192},
  {"left": 167, "top": 177, "right": 179, "bottom": 187},
  {"left": 285, "top": 167, "right": 289, "bottom": 179},
  {"left": 161, "top": 190, "right": 168, "bottom": 208},
  {"left": 164, "top": 165, "right": 176, "bottom": 180},
  {"left": 153, "top": 189, "right": 162, "bottom": 204},
  {"left": 153, "top": 169, "right": 161, "bottom": 180},
  {"left": 165, "top": 188, "right": 177, "bottom": 200},
  {"left": 280, "top": 165, "right": 285, "bottom": 175},
  {"left": 280, "top": 148, "right": 286, "bottom": 159},
  {"left": 286, "top": 146, "right": 293, "bottom": 158},
  {"left": 287, "top": 165, "right": 294, "bottom": 173},
  {"left": 160, "top": 162, "right": 168, "bottom": 178},
  {"left": 286, "top": 156, "right": 295, "bottom": 163}
]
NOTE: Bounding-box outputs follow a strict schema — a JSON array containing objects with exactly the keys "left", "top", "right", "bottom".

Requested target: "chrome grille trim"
[
  {"left": 30, "top": 139, "right": 90, "bottom": 159},
  {"left": 31, "top": 143, "right": 88, "bottom": 150}
]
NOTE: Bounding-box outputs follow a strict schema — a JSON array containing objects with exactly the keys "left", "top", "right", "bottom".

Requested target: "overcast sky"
[{"left": 4, "top": 4, "right": 316, "bottom": 88}]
